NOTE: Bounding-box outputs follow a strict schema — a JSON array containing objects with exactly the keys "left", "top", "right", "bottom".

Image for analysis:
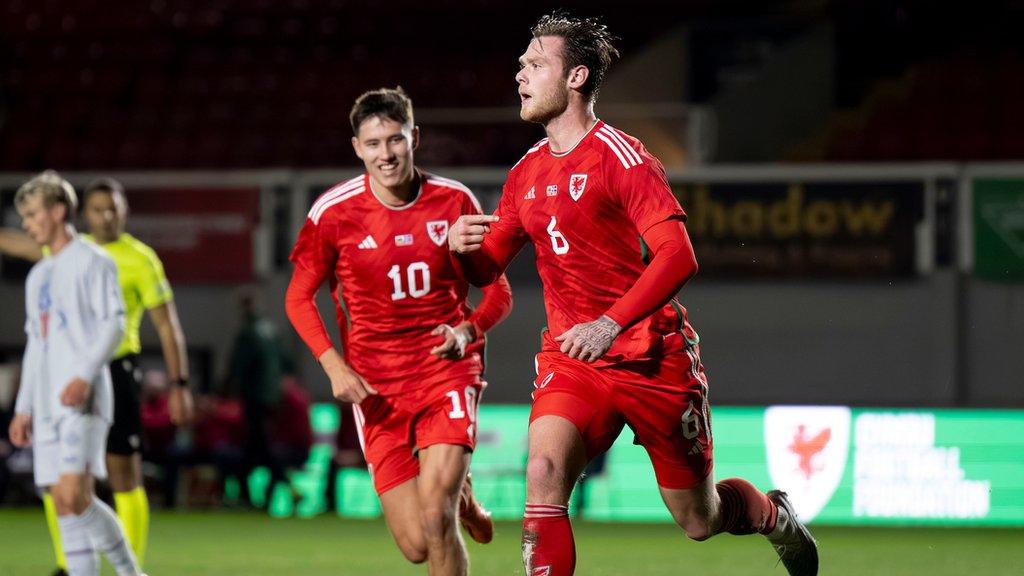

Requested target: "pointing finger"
[{"left": 463, "top": 214, "right": 499, "bottom": 225}]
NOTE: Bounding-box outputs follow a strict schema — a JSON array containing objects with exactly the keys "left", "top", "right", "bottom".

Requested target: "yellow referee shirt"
[{"left": 83, "top": 233, "right": 174, "bottom": 359}]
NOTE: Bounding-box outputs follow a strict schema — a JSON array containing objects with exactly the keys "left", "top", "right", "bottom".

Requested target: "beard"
[{"left": 520, "top": 85, "right": 570, "bottom": 124}]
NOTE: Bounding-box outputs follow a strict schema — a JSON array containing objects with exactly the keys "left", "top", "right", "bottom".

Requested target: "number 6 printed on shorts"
[
  {"left": 680, "top": 403, "right": 702, "bottom": 440},
  {"left": 446, "top": 387, "right": 478, "bottom": 422}
]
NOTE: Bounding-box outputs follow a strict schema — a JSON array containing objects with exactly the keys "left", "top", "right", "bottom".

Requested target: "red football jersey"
[
  {"left": 290, "top": 170, "right": 486, "bottom": 393},
  {"left": 488, "top": 120, "right": 697, "bottom": 364}
]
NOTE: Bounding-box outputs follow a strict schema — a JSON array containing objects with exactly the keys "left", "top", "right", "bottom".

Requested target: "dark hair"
[
  {"left": 531, "top": 11, "right": 620, "bottom": 101},
  {"left": 83, "top": 176, "right": 126, "bottom": 205},
  {"left": 349, "top": 87, "right": 414, "bottom": 134}
]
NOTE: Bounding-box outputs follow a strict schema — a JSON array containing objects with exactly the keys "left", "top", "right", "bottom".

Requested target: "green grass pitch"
[{"left": 1, "top": 509, "right": 1021, "bottom": 575}]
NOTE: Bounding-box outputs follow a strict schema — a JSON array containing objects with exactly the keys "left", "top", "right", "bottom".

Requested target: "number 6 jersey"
[
  {"left": 485, "top": 120, "right": 697, "bottom": 364},
  {"left": 290, "top": 170, "right": 511, "bottom": 394}
]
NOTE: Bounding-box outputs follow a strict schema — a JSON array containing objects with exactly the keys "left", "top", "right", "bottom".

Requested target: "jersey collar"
[
  {"left": 548, "top": 119, "right": 603, "bottom": 158},
  {"left": 366, "top": 170, "right": 423, "bottom": 212}
]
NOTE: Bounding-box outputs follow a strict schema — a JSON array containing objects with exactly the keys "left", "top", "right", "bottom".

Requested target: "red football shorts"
[
  {"left": 530, "top": 333, "right": 713, "bottom": 490},
  {"left": 353, "top": 375, "right": 484, "bottom": 495}
]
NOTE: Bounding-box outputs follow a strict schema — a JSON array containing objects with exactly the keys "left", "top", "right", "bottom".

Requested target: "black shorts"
[{"left": 106, "top": 354, "right": 143, "bottom": 456}]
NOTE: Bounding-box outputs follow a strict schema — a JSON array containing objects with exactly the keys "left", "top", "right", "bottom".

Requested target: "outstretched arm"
[{"left": 0, "top": 229, "right": 43, "bottom": 261}]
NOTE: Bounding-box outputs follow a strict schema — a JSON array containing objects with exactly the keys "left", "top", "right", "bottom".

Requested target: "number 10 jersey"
[{"left": 290, "top": 170, "right": 486, "bottom": 394}]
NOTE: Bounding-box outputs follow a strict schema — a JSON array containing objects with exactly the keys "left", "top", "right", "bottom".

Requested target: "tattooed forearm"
[
  {"left": 578, "top": 316, "right": 620, "bottom": 349},
  {"left": 562, "top": 315, "right": 622, "bottom": 362}
]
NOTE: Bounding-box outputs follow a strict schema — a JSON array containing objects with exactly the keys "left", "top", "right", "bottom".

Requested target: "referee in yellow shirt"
[{"left": 1, "top": 177, "right": 193, "bottom": 575}]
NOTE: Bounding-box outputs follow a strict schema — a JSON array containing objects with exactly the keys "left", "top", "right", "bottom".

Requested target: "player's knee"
[
  {"left": 397, "top": 539, "right": 429, "bottom": 564},
  {"left": 51, "top": 491, "right": 72, "bottom": 515},
  {"left": 392, "top": 528, "right": 428, "bottom": 564},
  {"left": 53, "top": 487, "right": 89, "bottom": 515},
  {"left": 684, "top": 526, "right": 713, "bottom": 542},
  {"left": 420, "top": 504, "right": 456, "bottom": 543},
  {"left": 106, "top": 470, "right": 133, "bottom": 493},
  {"left": 677, "top": 516, "right": 714, "bottom": 542},
  {"left": 525, "top": 455, "right": 564, "bottom": 496}
]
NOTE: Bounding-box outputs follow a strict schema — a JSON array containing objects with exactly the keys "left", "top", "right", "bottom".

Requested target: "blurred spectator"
[
  {"left": 0, "top": 362, "right": 17, "bottom": 504},
  {"left": 270, "top": 374, "right": 313, "bottom": 474},
  {"left": 157, "top": 392, "right": 246, "bottom": 508},
  {"left": 224, "top": 289, "right": 288, "bottom": 507},
  {"left": 140, "top": 371, "right": 176, "bottom": 471},
  {"left": 0, "top": 360, "right": 37, "bottom": 505}
]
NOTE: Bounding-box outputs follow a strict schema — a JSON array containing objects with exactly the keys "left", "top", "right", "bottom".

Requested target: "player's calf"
[
  {"left": 53, "top": 488, "right": 141, "bottom": 576},
  {"left": 522, "top": 503, "right": 575, "bottom": 575},
  {"left": 56, "top": 510, "right": 99, "bottom": 576},
  {"left": 78, "top": 498, "right": 141, "bottom": 576},
  {"left": 714, "top": 478, "right": 777, "bottom": 536}
]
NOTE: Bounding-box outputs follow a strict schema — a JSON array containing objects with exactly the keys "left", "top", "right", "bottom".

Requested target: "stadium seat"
[{"left": 825, "top": 52, "right": 1024, "bottom": 161}]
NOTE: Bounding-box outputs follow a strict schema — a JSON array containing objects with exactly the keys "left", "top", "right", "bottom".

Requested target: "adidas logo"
[
  {"left": 524, "top": 186, "right": 536, "bottom": 200},
  {"left": 357, "top": 235, "right": 378, "bottom": 249}
]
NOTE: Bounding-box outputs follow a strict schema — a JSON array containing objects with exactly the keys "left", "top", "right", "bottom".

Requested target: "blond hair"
[{"left": 14, "top": 170, "right": 78, "bottom": 217}]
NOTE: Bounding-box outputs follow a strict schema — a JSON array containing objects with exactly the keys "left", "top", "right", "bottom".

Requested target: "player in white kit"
[{"left": 7, "top": 171, "right": 143, "bottom": 576}]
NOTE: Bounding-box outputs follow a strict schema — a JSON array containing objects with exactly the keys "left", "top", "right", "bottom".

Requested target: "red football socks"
[
  {"left": 523, "top": 503, "right": 575, "bottom": 575},
  {"left": 715, "top": 478, "right": 779, "bottom": 535}
]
